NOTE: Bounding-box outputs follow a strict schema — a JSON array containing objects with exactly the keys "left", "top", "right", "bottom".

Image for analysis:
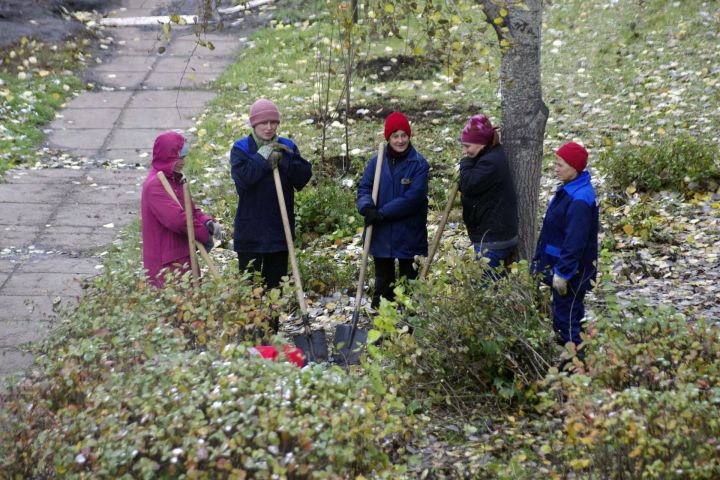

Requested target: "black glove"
[
  {"left": 363, "top": 207, "right": 384, "bottom": 226},
  {"left": 205, "top": 220, "right": 225, "bottom": 243},
  {"left": 202, "top": 235, "right": 214, "bottom": 253}
]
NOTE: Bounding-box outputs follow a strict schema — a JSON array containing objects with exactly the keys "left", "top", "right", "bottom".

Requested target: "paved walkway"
[{"left": 0, "top": 0, "right": 249, "bottom": 384}]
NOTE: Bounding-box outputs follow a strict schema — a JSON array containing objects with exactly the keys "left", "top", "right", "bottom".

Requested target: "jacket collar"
[{"left": 560, "top": 170, "right": 591, "bottom": 195}]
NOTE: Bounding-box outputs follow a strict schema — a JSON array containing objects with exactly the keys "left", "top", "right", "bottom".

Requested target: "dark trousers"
[
  {"left": 372, "top": 257, "right": 417, "bottom": 308},
  {"left": 552, "top": 287, "right": 586, "bottom": 346},
  {"left": 237, "top": 251, "right": 289, "bottom": 289}
]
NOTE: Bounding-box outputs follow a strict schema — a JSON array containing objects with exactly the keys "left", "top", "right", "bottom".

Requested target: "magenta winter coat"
[{"left": 141, "top": 131, "right": 211, "bottom": 287}]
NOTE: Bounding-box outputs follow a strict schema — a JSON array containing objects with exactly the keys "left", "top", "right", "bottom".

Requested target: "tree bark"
[{"left": 480, "top": 0, "right": 548, "bottom": 260}]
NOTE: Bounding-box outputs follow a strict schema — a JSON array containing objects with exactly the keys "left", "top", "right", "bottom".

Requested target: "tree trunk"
[{"left": 481, "top": 0, "right": 548, "bottom": 260}]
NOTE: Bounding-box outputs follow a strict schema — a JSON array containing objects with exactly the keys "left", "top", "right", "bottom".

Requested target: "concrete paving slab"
[
  {"left": 98, "top": 149, "right": 152, "bottom": 164},
  {"left": 143, "top": 71, "right": 220, "bottom": 88},
  {"left": 63, "top": 91, "right": 133, "bottom": 109},
  {"left": 0, "top": 319, "right": 52, "bottom": 346},
  {"left": 105, "top": 128, "right": 171, "bottom": 150},
  {"left": 0, "top": 272, "right": 8, "bottom": 286},
  {"left": 0, "top": 251, "right": 20, "bottom": 271},
  {"left": 91, "top": 70, "right": 148, "bottom": 89},
  {"left": 164, "top": 38, "right": 241, "bottom": 58},
  {"left": 5, "top": 169, "right": 84, "bottom": 184},
  {"left": 153, "top": 55, "right": 230, "bottom": 73},
  {"left": 0, "top": 203, "right": 54, "bottom": 226},
  {"left": 0, "top": 295, "right": 59, "bottom": 322},
  {"left": 0, "top": 349, "right": 35, "bottom": 385},
  {"left": 2, "top": 272, "right": 87, "bottom": 296},
  {"left": 127, "top": 90, "right": 217, "bottom": 108},
  {"left": 0, "top": 226, "right": 43, "bottom": 251},
  {"left": 17, "top": 255, "right": 100, "bottom": 274},
  {"left": 51, "top": 203, "right": 138, "bottom": 228},
  {"left": 34, "top": 227, "right": 120, "bottom": 251},
  {"left": 47, "top": 128, "right": 111, "bottom": 150},
  {"left": 93, "top": 55, "right": 156, "bottom": 72},
  {"left": 80, "top": 169, "right": 147, "bottom": 185},
  {"left": 119, "top": 107, "right": 198, "bottom": 129},
  {"left": 106, "top": 8, "right": 157, "bottom": 18},
  {"left": 66, "top": 184, "right": 140, "bottom": 205},
  {"left": 0, "top": 183, "right": 68, "bottom": 204},
  {"left": 50, "top": 108, "right": 123, "bottom": 130}
]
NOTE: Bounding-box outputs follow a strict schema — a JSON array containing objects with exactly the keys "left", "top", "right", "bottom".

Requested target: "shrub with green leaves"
[
  {"left": 598, "top": 137, "right": 719, "bottom": 194},
  {"left": 1, "top": 349, "right": 411, "bottom": 478},
  {"left": 295, "top": 179, "right": 359, "bottom": 242},
  {"left": 369, "top": 256, "right": 556, "bottom": 409},
  {"left": 0, "top": 229, "right": 413, "bottom": 478},
  {"left": 536, "top": 303, "right": 720, "bottom": 479},
  {"left": 297, "top": 248, "right": 358, "bottom": 295}
]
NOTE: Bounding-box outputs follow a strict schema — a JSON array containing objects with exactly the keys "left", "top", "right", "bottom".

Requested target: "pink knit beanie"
[
  {"left": 461, "top": 114, "right": 498, "bottom": 145},
  {"left": 249, "top": 99, "right": 281, "bottom": 127}
]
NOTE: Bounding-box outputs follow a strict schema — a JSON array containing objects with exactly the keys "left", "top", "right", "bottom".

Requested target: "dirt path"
[{"left": 0, "top": 0, "right": 251, "bottom": 385}]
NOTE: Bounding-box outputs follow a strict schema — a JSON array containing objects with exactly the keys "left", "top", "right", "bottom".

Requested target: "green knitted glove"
[{"left": 257, "top": 144, "right": 273, "bottom": 159}]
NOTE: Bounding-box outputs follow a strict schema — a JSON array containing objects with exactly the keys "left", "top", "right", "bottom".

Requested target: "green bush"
[
  {"left": 599, "top": 137, "right": 719, "bottom": 193},
  {"left": 1, "top": 349, "right": 410, "bottom": 478},
  {"left": 537, "top": 304, "right": 720, "bottom": 479},
  {"left": 0, "top": 230, "right": 412, "bottom": 478},
  {"left": 297, "top": 249, "right": 358, "bottom": 296},
  {"left": 295, "top": 179, "right": 359, "bottom": 242},
  {"left": 369, "top": 256, "right": 556, "bottom": 409}
]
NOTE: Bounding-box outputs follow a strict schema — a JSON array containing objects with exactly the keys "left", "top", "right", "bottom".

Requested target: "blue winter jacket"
[
  {"left": 357, "top": 144, "right": 429, "bottom": 259},
  {"left": 532, "top": 171, "right": 599, "bottom": 291},
  {"left": 230, "top": 135, "right": 312, "bottom": 253}
]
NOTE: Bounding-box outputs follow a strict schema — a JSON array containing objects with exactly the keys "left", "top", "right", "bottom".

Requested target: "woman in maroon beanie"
[
  {"left": 357, "top": 112, "right": 429, "bottom": 308},
  {"left": 458, "top": 114, "right": 518, "bottom": 275}
]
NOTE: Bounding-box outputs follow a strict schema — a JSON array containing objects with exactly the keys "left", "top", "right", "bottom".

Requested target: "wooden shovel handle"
[
  {"left": 353, "top": 143, "right": 384, "bottom": 309},
  {"left": 272, "top": 166, "right": 308, "bottom": 316},
  {"left": 420, "top": 181, "right": 459, "bottom": 280},
  {"left": 182, "top": 183, "right": 201, "bottom": 282}
]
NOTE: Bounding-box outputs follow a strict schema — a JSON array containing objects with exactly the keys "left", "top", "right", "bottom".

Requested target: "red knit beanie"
[
  {"left": 556, "top": 142, "right": 588, "bottom": 172},
  {"left": 249, "top": 99, "right": 281, "bottom": 127},
  {"left": 461, "top": 114, "right": 497, "bottom": 145},
  {"left": 384, "top": 111, "right": 412, "bottom": 140}
]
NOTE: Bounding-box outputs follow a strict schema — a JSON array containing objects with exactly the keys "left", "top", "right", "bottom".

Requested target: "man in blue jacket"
[
  {"left": 230, "top": 99, "right": 312, "bottom": 291},
  {"left": 357, "top": 112, "right": 429, "bottom": 308},
  {"left": 532, "top": 142, "right": 599, "bottom": 356}
]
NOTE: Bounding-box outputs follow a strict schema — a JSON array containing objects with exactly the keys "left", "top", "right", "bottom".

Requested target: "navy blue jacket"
[
  {"left": 230, "top": 135, "right": 312, "bottom": 253},
  {"left": 356, "top": 144, "right": 429, "bottom": 259},
  {"left": 532, "top": 171, "right": 599, "bottom": 291},
  {"left": 459, "top": 144, "right": 518, "bottom": 245}
]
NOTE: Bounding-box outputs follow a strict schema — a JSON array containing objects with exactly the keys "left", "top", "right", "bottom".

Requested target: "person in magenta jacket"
[{"left": 141, "top": 131, "right": 221, "bottom": 287}]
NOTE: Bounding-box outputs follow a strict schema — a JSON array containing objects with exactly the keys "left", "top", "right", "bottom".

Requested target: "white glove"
[
  {"left": 257, "top": 144, "right": 274, "bottom": 159},
  {"left": 552, "top": 273, "right": 568, "bottom": 296}
]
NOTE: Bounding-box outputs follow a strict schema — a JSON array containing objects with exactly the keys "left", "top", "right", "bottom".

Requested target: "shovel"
[
  {"left": 272, "top": 164, "right": 329, "bottom": 363},
  {"left": 333, "top": 143, "right": 384, "bottom": 366},
  {"left": 419, "top": 181, "right": 459, "bottom": 280}
]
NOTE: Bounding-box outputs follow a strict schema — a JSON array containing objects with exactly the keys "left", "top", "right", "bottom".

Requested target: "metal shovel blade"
[
  {"left": 333, "top": 324, "right": 368, "bottom": 366},
  {"left": 293, "top": 329, "right": 329, "bottom": 363}
]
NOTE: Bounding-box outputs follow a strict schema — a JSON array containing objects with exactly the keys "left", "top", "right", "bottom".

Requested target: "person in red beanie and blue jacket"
[
  {"left": 532, "top": 142, "right": 599, "bottom": 360},
  {"left": 357, "top": 111, "right": 429, "bottom": 308}
]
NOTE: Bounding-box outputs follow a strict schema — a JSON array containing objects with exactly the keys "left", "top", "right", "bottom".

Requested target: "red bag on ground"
[{"left": 248, "top": 345, "right": 305, "bottom": 368}]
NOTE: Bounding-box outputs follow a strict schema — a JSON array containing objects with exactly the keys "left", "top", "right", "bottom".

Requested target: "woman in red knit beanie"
[
  {"left": 532, "top": 141, "right": 599, "bottom": 368},
  {"left": 357, "top": 111, "right": 429, "bottom": 308}
]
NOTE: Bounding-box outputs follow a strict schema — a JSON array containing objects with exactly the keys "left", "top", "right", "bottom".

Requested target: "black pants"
[
  {"left": 372, "top": 257, "right": 417, "bottom": 308},
  {"left": 237, "top": 251, "right": 289, "bottom": 289}
]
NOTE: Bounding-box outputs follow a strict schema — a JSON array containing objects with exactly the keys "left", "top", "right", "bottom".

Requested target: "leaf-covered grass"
[{"left": 0, "top": 35, "right": 95, "bottom": 176}]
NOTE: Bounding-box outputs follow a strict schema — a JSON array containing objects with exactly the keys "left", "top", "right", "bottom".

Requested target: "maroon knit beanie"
[
  {"left": 556, "top": 142, "right": 588, "bottom": 172},
  {"left": 461, "top": 114, "right": 497, "bottom": 145},
  {"left": 384, "top": 111, "right": 412, "bottom": 140},
  {"left": 249, "top": 99, "right": 281, "bottom": 127}
]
